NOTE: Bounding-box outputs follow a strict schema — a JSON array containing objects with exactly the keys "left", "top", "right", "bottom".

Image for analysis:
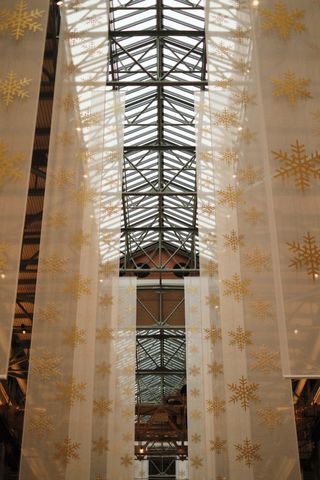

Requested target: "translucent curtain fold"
[{"left": 0, "top": 0, "right": 49, "bottom": 377}]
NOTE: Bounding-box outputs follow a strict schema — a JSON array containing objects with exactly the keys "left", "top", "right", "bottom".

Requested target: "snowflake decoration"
[
  {"left": 214, "top": 108, "right": 238, "bottom": 129},
  {"left": 121, "top": 453, "right": 133, "bottom": 467},
  {"left": 239, "top": 127, "right": 257, "bottom": 144},
  {"left": 59, "top": 93, "right": 77, "bottom": 112},
  {"left": 190, "top": 456, "right": 203, "bottom": 469},
  {"left": 244, "top": 206, "right": 264, "bottom": 225},
  {"left": 250, "top": 300, "right": 272, "bottom": 321},
  {"left": 122, "top": 432, "right": 133, "bottom": 443},
  {"left": 0, "top": 243, "right": 8, "bottom": 272},
  {"left": 200, "top": 202, "right": 215, "bottom": 216},
  {"left": 70, "top": 231, "right": 90, "bottom": 249},
  {"left": 212, "top": 79, "right": 233, "bottom": 89},
  {"left": 224, "top": 229, "right": 245, "bottom": 252},
  {"left": 207, "top": 396, "right": 226, "bottom": 417},
  {"left": 31, "top": 351, "right": 61, "bottom": 381},
  {"left": 210, "top": 436, "right": 227, "bottom": 454},
  {"left": 228, "top": 326, "right": 252, "bottom": 351},
  {"left": 233, "top": 58, "right": 251, "bottom": 75},
  {"left": 235, "top": 438, "right": 261, "bottom": 467},
  {"left": 259, "top": 2, "right": 306, "bottom": 41},
  {"left": 0, "top": 140, "right": 25, "bottom": 187},
  {"left": 191, "top": 433, "right": 201, "bottom": 443},
  {"left": 208, "top": 361, "right": 223, "bottom": 377},
  {"left": 72, "top": 186, "right": 96, "bottom": 207},
  {"left": 250, "top": 346, "right": 280, "bottom": 373},
  {"left": 287, "top": 232, "right": 320, "bottom": 280},
  {"left": 37, "top": 304, "right": 60, "bottom": 324},
  {"left": 96, "top": 362, "right": 111, "bottom": 378},
  {"left": 257, "top": 407, "right": 283, "bottom": 429},
  {"left": 63, "top": 274, "right": 91, "bottom": 298},
  {"left": 99, "top": 293, "right": 113, "bottom": 307},
  {"left": 205, "top": 293, "right": 220, "bottom": 307},
  {"left": 272, "top": 70, "right": 311, "bottom": 109},
  {"left": 96, "top": 326, "right": 114, "bottom": 342},
  {"left": 57, "top": 132, "right": 74, "bottom": 146},
  {"left": 99, "top": 261, "right": 118, "bottom": 278},
  {"left": 54, "top": 437, "right": 80, "bottom": 466},
  {"left": 223, "top": 273, "right": 251, "bottom": 302},
  {"left": 0, "top": 70, "right": 31, "bottom": 106},
  {"left": 232, "top": 90, "right": 256, "bottom": 107},
  {"left": 273, "top": 140, "right": 320, "bottom": 192},
  {"left": 51, "top": 167, "right": 74, "bottom": 188},
  {"left": 189, "top": 365, "right": 200, "bottom": 376},
  {"left": 204, "top": 325, "right": 222, "bottom": 344},
  {"left": 219, "top": 148, "right": 237, "bottom": 166},
  {"left": 0, "top": 0, "right": 44, "bottom": 40},
  {"left": 29, "top": 411, "right": 54, "bottom": 436},
  {"left": 190, "top": 409, "right": 201, "bottom": 420},
  {"left": 214, "top": 41, "right": 232, "bottom": 57},
  {"left": 190, "top": 388, "right": 200, "bottom": 397},
  {"left": 92, "top": 437, "right": 109, "bottom": 454},
  {"left": 238, "top": 165, "right": 263, "bottom": 185},
  {"left": 228, "top": 376, "right": 260, "bottom": 410},
  {"left": 55, "top": 377, "right": 87, "bottom": 406},
  {"left": 63, "top": 326, "right": 86, "bottom": 347},
  {"left": 41, "top": 255, "right": 68, "bottom": 275},
  {"left": 244, "top": 247, "right": 270, "bottom": 273},
  {"left": 94, "top": 397, "right": 113, "bottom": 417},
  {"left": 203, "top": 259, "right": 218, "bottom": 276},
  {"left": 47, "top": 212, "right": 67, "bottom": 229},
  {"left": 217, "top": 185, "right": 244, "bottom": 209},
  {"left": 81, "top": 110, "right": 101, "bottom": 127}
]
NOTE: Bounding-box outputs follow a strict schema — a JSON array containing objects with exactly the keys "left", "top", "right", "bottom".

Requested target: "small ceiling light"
[
  {"left": 83, "top": 173, "right": 88, "bottom": 178},
  {"left": 56, "top": 1, "right": 64, "bottom": 6},
  {"left": 232, "top": 174, "right": 237, "bottom": 178},
  {"left": 0, "top": 273, "right": 5, "bottom": 279},
  {"left": 315, "top": 273, "right": 319, "bottom": 279},
  {"left": 252, "top": 0, "right": 259, "bottom": 6},
  {"left": 139, "top": 447, "right": 144, "bottom": 454},
  {"left": 76, "top": 127, "right": 81, "bottom": 132},
  {"left": 21, "top": 324, "right": 27, "bottom": 335},
  {"left": 294, "top": 329, "right": 299, "bottom": 335},
  {"left": 237, "top": 126, "right": 243, "bottom": 131}
]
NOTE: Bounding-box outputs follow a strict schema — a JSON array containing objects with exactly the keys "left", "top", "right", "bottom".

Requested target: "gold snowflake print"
[
  {"left": 212, "top": 79, "right": 233, "bottom": 89},
  {"left": 122, "top": 432, "right": 133, "bottom": 443},
  {"left": 31, "top": 351, "right": 61, "bottom": 381},
  {"left": 0, "top": 0, "right": 44, "bottom": 40},
  {"left": 54, "top": 437, "right": 80, "bottom": 466},
  {"left": 228, "top": 326, "right": 252, "bottom": 351},
  {"left": 63, "top": 274, "right": 91, "bottom": 298},
  {"left": 223, "top": 273, "right": 251, "bottom": 302},
  {"left": 207, "top": 396, "right": 226, "bottom": 417},
  {"left": 219, "top": 148, "right": 237, "bottom": 166},
  {"left": 244, "top": 206, "right": 264, "bottom": 225},
  {"left": 92, "top": 437, "right": 109, "bottom": 454},
  {"left": 210, "top": 437, "right": 226, "bottom": 454},
  {"left": 94, "top": 397, "right": 113, "bottom": 417},
  {"left": 121, "top": 453, "right": 133, "bottom": 467},
  {"left": 273, "top": 140, "right": 320, "bottom": 192},
  {"left": 190, "top": 388, "right": 200, "bottom": 397},
  {"left": 203, "top": 259, "right": 218, "bottom": 276},
  {"left": 200, "top": 202, "right": 215, "bottom": 216},
  {"left": 228, "top": 376, "right": 260, "bottom": 411},
  {"left": 104, "top": 203, "right": 119, "bottom": 216},
  {"left": 272, "top": 70, "right": 311, "bottom": 109},
  {"left": 99, "top": 261, "right": 118, "bottom": 277},
  {"left": 190, "top": 344, "right": 199, "bottom": 354},
  {"left": 29, "top": 411, "right": 54, "bottom": 436},
  {"left": 238, "top": 165, "right": 263, "bottom": 185},
  {"left": 235, "top": 438, "right": 261, "bottom": 467},
  {"left": 38, "top": 303, "right": 59, "bottom": 324},
  {"left": 217, "top": 185, "right": 244, "bottom": 209},
  {"left": 250, "top": 346, "right": 280, "bottom": 373},
  {"left": 70, "top": 231, "right": 90, "bottom": 249},
  {"left": 214, "top": 108, "right": 238, "bottom": 129},
  {"left": 232, "top": 90, "right": 256, "bottom": 107},
  {"left": 122, "top": 407, "right": 132, "bottom": 419},
  {"left": 208, "top": 361, "right": 223, "bottom": 377},
  {"left": 204, "top": 326, "right": 222, "bottom": 344},
  {"left": 96, "top": 326, "right": 114, "bottom": 342},
  {"left": 258, "top": 407, "right": 283, "bottom": 429},
  {"left": 239, "top": 127, "right": 257, "bottom": 144},
  {"left": 224, "top": 230, "right": 245, "bottom": 252},
  {"left": 191, "top": 433, "right": 201, "bottom": 443},
  {"left": 0, "top": 243, "right": 8, "bottom": 272},
  {"left": 189, "top": 365, "right": 200, "bottom": 376},
  {"left": 57, "top": 131, "right": 74, "bottom": 146},
  {"left": 96, "top": 361, "right": 111, "bottom": 377},
  {"left": 51, "top": 167, "right": 74, "bottom": 188},
  {"left": 81, "top": 110, "right": 101, "bottom": 127},
  {"left": 233, "top": 58, "right": 250, "bottom": 75},
  {"left": 244, "top": 247, "right": 270, "bottom": 273},
  {"left": 250, "top": 300, "right": 272, "bottom": 321},
  {"left": 72, "top": 186, "right": 96, "bottom": 207},
  {"left": 55, "top": 377, "right": 87, "bottom": 406},
  {"left": 287, "top": 232, "right": 320, "bottom": 280},
  {"left": 63, "top": 326, "right": 86, "bottom": 348},
  {"left": 0, "top": 140, "right": 24, "bottom": 187},
  {"left": 205, "top": 293, "right": 219, "bottom": 308},
  {"left": 190, "top": 409, "right": 201, "bottom": 420},
  {"left": 59, "top": 93, "right": 77, "bottom": 112},
  {"left": 259, "top": 2, "right": 306, "bottom": 41},
  {"left": 214, "top": 41, "right": 232, "bottom": 57},
  {"left": 47, "top": 212, "right": 67, "bottom": 229},
  {"left": 0, "top": 70, "right": 31, "bottom": 106},
  {"left": 99, "top": 293, "right": 113, "bottom": 307},
  {"left": 190, "top": 456, "right": 203, "bottom": 469},
  {"left": 41, "top": 255, "right": 68, "bottom": 275}
]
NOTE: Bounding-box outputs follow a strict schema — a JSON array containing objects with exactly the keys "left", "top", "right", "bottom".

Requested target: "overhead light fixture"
[
  {"left": 252, "top": 0, "right": 259, "bottom": 6},
  {"left": 21, "top": 324, "right": 27, "bottom": 335},
  {"left": 56, "top": 1, "right": 64, "bottom": 6}
]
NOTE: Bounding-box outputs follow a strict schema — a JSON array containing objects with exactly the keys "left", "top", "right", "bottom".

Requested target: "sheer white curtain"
[
  {"left": 19, "top": 2, "right": 137, "bottom": 479},
  {"left": 0, "top": 0, "right": 49, "bottom": 377}
]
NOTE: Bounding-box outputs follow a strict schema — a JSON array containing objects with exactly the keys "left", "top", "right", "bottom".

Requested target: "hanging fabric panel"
[
  {"left": 19, "top": 1, "right": 127, "bottom": 478},
  {"left": 250, "top": 1, "right": 320, "bottom": 376},
  {"left": 0, "top": 0, "right": 49, "bottom": 377}
]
